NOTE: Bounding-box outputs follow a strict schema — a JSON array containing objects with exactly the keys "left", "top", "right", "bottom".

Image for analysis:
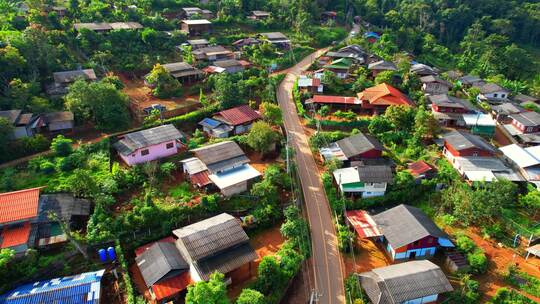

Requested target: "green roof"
[{"left": 324, "top": 58, "right": 353, "bottom": 69}]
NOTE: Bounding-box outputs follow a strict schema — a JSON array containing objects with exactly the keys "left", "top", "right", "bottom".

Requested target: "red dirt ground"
[
  {"left": 466, "top": 228, "right": 540, "bottom": 302},
  {"left": 228, "top": 225, "right": 285, "bottom": 300},
  {"left": 342, "top": 238, "right": 391, "bottom": 276}
]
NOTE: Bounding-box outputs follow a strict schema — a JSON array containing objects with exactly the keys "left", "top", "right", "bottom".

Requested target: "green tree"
[
  {"left": 414, "top": 106, "right": 440, "bottom": 139},
  {"left": 236, "top": 289, "right": 265, "bottom": 304},
  {"left": 50, "top": 135, "right": 73, "bottom": 156},
  {"left": 65, "top": 79, "right": 130, "bottom": 132},
  {"left": 519, "top": 185, "right": 540, "bottom": 217},
  {"left": 384, "top": 105, "right": 415, "bottom": 132},
  {"left": 246, "top": 121, "right": 279, "bottom": 155},
  {"left": 186, "top": 272, "right": 230, "bottom": 304},
  {"left": 374, "top": 70, "right": 397, "bottom": 85},
  {"left": 213, "top": 74, "right": 239, "bottom": 109},
  {"left": 145, "top": 64, "right": 182, "bottom": 98},
  {"left": 0, "top": 117, "right": 14, "bottom": 143},
  {"left": 259, "top": 102, "right": 282, "bottom": 125},
  {"left": 255, "top": 256, "right": 284, "bottom": 295}
]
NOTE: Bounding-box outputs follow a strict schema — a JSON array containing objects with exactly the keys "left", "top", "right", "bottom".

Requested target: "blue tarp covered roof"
[
  {"left": 0, "top": 269, "right": 105, "bottom": 304},
  {"left": 199, "top": 117, "right": 222, "bottom": 128},
  {"left": 438, "top": 238, "right": 455, "bottom": 247},
  {"left": 364, "top": 31, "right": 380, "bottom": 39}
]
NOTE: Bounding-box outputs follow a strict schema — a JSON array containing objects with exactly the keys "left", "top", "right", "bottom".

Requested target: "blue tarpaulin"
[{"left": 438, "top": 238, "right": 455, "bottom": 247}]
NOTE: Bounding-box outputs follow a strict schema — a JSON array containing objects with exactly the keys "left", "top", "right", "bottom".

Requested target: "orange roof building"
[{"left": 357, "top": 83, "right": 414, "bottom": 114}]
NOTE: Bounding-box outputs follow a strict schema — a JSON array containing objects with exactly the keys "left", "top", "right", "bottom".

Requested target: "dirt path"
[
  {"left": 467, "top": 228, "right": 540, "bottom": 301},
  {"left": 342, "top": 239, "right": 391, "bottom": 276}
]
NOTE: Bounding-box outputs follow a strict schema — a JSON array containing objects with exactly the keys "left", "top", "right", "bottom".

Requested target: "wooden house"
[
  {"left": 249, "top": 10, "right": 270, "bottom": 20},
  {"left": 357, "top": 83, "right": 414, "bottom": 114},
  {"left": 367, "top": 60, "right": 397, "bottom": 77},
  {"left": 420, "top": 75, "right": 451, "bottom": 95},
  {"left": 210, "top": 105, "right": 261, "bottom": 136},
  {"left": 181, "top": 19, "right": 212, "bottom": 36}
]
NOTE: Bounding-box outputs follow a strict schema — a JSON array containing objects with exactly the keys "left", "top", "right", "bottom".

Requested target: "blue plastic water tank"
[
  {"left": 98, "top": 249, "right": 107, "bottom": 262},
  {"left": 107, "top": 246, "right": 116, "bottom": 261}
]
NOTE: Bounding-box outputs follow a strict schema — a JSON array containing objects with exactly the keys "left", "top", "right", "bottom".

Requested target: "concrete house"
[
  {"left": 113, "top": 125, "right": 186, "bottom": 166},
  {"left": 357, "top": 83, "right": 414, "bottom": 114},
  {"left": 477, "top": 83, "right": 510, "bottom": 103},
  {"left": 509, "top": 111, "right": 540, "bottom": 134},
  {"left": 192, "top": 45, "right": 234, "bottom": 62},
  {"left": 428, "top": 94, "right": 475, "bottom": 127},
  {"left": 320, "top": 132, "right": 384, "bottom": 163},
  {"left": 420, "top": 75, "right": 452, "bottom": 95},
  {"left": 0, "top": 110, "right": 37, "bottom": 139},
  {"left": 181, "top": 19, "right": 212, "bottom": 36},
  {"left": 333, "top": 165, "right": 393, "bottom": 197},
  {"left": 359, "top": 260, "right": 453, "bottom": 304},
  {"left": 367, "top": 60, "right": 397, "bottom": 77},
  {"left": 189, "top": 141, "right": 261, "bottom": 196}
]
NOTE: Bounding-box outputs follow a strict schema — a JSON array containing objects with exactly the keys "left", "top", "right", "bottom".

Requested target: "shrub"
[
  {"left": 467, "top": 249, "right": 488, "bottom": 274},
  {"left": 456, "top": 235, "right": 477, "bottom": 253},
  {"left": 50, "top": 135, "right": 73, "bottom": 156}
]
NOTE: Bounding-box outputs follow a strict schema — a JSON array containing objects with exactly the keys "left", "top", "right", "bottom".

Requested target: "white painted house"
[{"left": 333, "top": 165, "right": 392, "bottom": 198}]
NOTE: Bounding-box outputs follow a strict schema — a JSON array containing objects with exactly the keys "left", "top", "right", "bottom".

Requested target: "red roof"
[
  {"left": 215, "top": 105, "right": 261, "bottom": 126},
  {"left": 135, "top": 236, "right": 176, "bottom": 257},
  {"left": 345, "top": 210, "right": 382, "bottom": 238},
  {"left": 309, "top": 95, "right": 359, "bottom": 105},
  {"left": 190, "top": 170, "right": 211, "bottom": 187},
  {"left": 238, "top": 60, "right": 251, "bottom": 67},
  {"left": 1, "top": 222, "right": 31, "bottom": 248},
  {"left": 0, "top": 187, "right": 42, "bottom": 224},
  {"left": 408, "top": 160, "right": 433, "bottom": 177},
  {"left": 357, "top": 83, "right": 414, "bottom": 107},
  {"left": 152, "top": 272, "right": 192, "bottom": 301}
]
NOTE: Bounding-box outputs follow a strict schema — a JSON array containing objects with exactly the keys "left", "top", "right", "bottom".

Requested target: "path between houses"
[{"left": 277, "top": 48, "right": 346, "bottom": 304}]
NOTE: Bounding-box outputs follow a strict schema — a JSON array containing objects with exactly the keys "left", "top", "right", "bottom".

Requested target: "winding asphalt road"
[{"left": 277, "top": 50, "right": 345, "bottom": 304}]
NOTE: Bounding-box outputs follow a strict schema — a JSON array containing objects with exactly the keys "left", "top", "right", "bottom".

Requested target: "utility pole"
[{"left": 309, "top": 290, "right": 321, "bottom": 303}]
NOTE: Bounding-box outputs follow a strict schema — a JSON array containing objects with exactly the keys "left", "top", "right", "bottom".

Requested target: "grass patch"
[{"left": 168, "top": 182, "right": 195, "bottom": 202}]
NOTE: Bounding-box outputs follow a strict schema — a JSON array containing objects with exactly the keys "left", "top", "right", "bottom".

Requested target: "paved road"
[{"left": 277, "top": 50, "right": 345, "bottom": 304}]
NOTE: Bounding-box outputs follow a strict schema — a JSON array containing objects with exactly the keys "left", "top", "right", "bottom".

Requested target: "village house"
[
  {"left": 0, "top": 110, "right": 37, "bottom": 139},
  {"left": 189, "top": 141, "right": 261, "bottom": 196},
  {"left": 346, "top": 204, "right": 454, "bottom": 261},
  {"left": 109, "top": 22, "right": 144, "bottom": 30},
  {"left": 509, "top": 111, "right": 540, "bottom": 134},
  {"left": 249, "top": 10, "right": 270, "bottom": 20},
  {"left": 198, "top": 118, "right": 234, "bottom": 138},
  {"left": 442, "top": 130, "right": 520, "bottom": 181},
  {"left": 173, "top": 213, "right": 258, "bottom": 283},
  {"left": 477, "top": 83, "right": 510, "bottom": 103},
  {"left": 192, "top": 45, "right": 234, "bottom": 62},
  {"left": 367, "top": 60, "right": 397, "bottom": 77},
  {"left": 40, "top": 111, "right": 75, "bottom": 133},
  {"left": 186, "top": 38, "right": 210, "bottom": 49},
  {"left": 410, "top": 63, "right": 438, "bottom": 77},
  {"left": 320, "top": 132, "right": 384, "bottom": 163},
  {"left": 181, "top": 157, "right": 212, "bottom": 189},
  {"left": 420, "top": 75, "right": 452, "bottom": 95},
  {"left": 113, "top": 125, "right": 186, "bottom": 166},
  {"left": 134, "top": 238, "right": 192, "bottom": 303},
  {"left": 0, "top": 187, "right": 91, "bottom": 254},
  {"left": 48, "top": 68, "right": 97, "bottom": 95},
  {"left": 514, "top": 93, "right": 540, "bottom": 106},
  {"left": 73, "top": 22, "right": 113, "bottom": 32},
  {"left": 206, "top": 104, "right": 261, "bottom": 136},
  {"left": 297, "top": 75, "right": 323, "bottom": 93},
  {"left": 462, "top": 113, "right": 496, "bottom": 136},
  {"left": 321, "top": 11, "right": 337, "bottom": 23},
  {"left": 0, "top": 270, "right": 105, "bottom": 302},
  {"left": 333, "top": 164, "right": 393, "bottom": 197},
  {"left": 363, "top": 31, "right": 380, "bottom": 43},
  {"left": 428, "top": 94, "right": 475, "bottom": 127},
  {"left": 159, "top": 62, "right": 204, "bottom": 83},
  {"left": 181, "top": 7, "right": 213, "bottom": 19},
  {"left": 181, "top": 19, "right": 212, "bottom": 36},
  {"left": 325, "top": 45, "right": 366, "bottom": 64},
  {"left": 259, "top": 32, "right": 291, "bottom": 48},
  {"left": 458, "top": 75, "right": 485, "bottom": 88},
  {"left": 305, "top": 95, "right": 360, "bottom": 111},
  {"left": 500, "top": 144, "right": 540, "bottom": 182},
  {"left": 408, "top": 160, "right": 436, "bottom": 179},
  {"left": 359, "top": 260, "right": 453, "bottom": 304},
  {"left": 232, "top": 37, "right": 260, "bottom": 49},
  {"left": 357, "top": 83, "right": 414, "bottom": 114},
  {"left": 491, "top": 102, "right": 525, "bottom": 123},
  {"left": 323, "top": 58, "right": 353, "bottom": 79},
  {"left": 212, "top": 59, "right": 248, "bottom": 73}
]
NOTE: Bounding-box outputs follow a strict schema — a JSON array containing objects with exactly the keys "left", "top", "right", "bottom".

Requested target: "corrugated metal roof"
[
  {"left": 368, "top": 60, "right": 397, "bottom": 71},
  {"left": 308, "top": 95, "right": 359, "bottom": 105},
  {"left": 1, "top": 222, "right": 31, "bottom": 248},
  {"left": 0, "top": 270, "right": 105, "bottom": 304},
  {"left": 195, "top": 242, "right": 257, "bottom": 281},
  {"left": 500, "top": 144, "right": 540, "bottom": 168},
  {"left": 181, "top": 157, "right": 208, "bottom": 175},
  {"left": 53, "top": 69, "right": 97, "bottom": 84},
  {"left": 182, "top": 19, "right": 212, "bottom": 25},
  {"left": 408, "top": 160, "right": 433, "bottom": 177},
  {"left": 345, "top": 210, "right": 382, "bottom": 238},
  {"left": 74, "top": 22, "right": 112, "bottom": 31},
  {"left": 173, "top": 213, "right": 249, "bottom": 262},
  {"left": 372, "top": 204, "right": 447, "bottom": 249},
  {"left": 113, "top": 125, "right": 184, "bottom": 156},
  {"left": 209, "top": 164, "right": 261, "bottom": 189},
  {"left": 442, "top": 130, "right": 495, "bottom": 153},
  {"left": 357, "top": 165, "right": 393, "bottom": 183},
  {"left": 214, "top": 105, "right": 261, "bottom": 126},
  {"left": 462, "top": 113, "right": 496, "bottom": 127},
  {"left": 0, "top": 110, "right": 22, "bottom": 124},
  {"left": 190, "top": 170, "right": 212, "bottom": 187},
  {"left": 335, "top": 133, "right": 384, "bottom": 159},
  {"left": 135, "top": 242, "right": 188, "bottom": 288},
  {"left": 511, "top": 111, "right": 540, "bottom": 127},
  {"left": 152, "top": 272, "right": 192, "bottom": 301},
  {"left": 191, "top": 141, "right": 249, "bottom": 173},
  {"left": 38, "top": 194, "right": 91, "bottom": 223},
  {"left": 109, "top": 22, "right": 143, "bottom": 30},
  {"left": 360, "top": 260, "right": 453, "bottom": 304},
  {"left": 44, "top": 111, "right": 74, "bottom": 123},
  {"left": 357, "top": 83, "right": 413, "bottom": 107},
  {"left": 0, "top": 187, "right": 42, "bottom": 224}
]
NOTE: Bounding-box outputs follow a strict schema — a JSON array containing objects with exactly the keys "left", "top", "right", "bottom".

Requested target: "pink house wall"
[{"left": 120, "top": 140, "right": 179, "bottom": 166}]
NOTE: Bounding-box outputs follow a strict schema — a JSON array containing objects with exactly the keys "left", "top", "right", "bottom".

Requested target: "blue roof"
[
  {"left": 199, "top": 117, "right": 221, "bottom": 128},
  {"left": 364, "top": 32, "right": 380, "bottom": 39},
  {"left": 0, "top": 269, "right": 105, "bottom": 304}
]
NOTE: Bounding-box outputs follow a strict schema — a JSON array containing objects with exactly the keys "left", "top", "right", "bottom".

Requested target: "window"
[
  {"left": 527, "top": 127, "right": 533, "bottom": 132},
  {"left": 501, "top": 94, "right": 506, "bottom": 98},
  {"left": 141, "top": 149, "right": 149, "bottom": 156},
  {"left": 166, "top": 142, "right": 174, "bottom": 149},
  {"left": 493, "top": 93, "right": 498, "bottom": 98},
  {"left": 472, "top": 151, "right": 479, "bottom": 157}
]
